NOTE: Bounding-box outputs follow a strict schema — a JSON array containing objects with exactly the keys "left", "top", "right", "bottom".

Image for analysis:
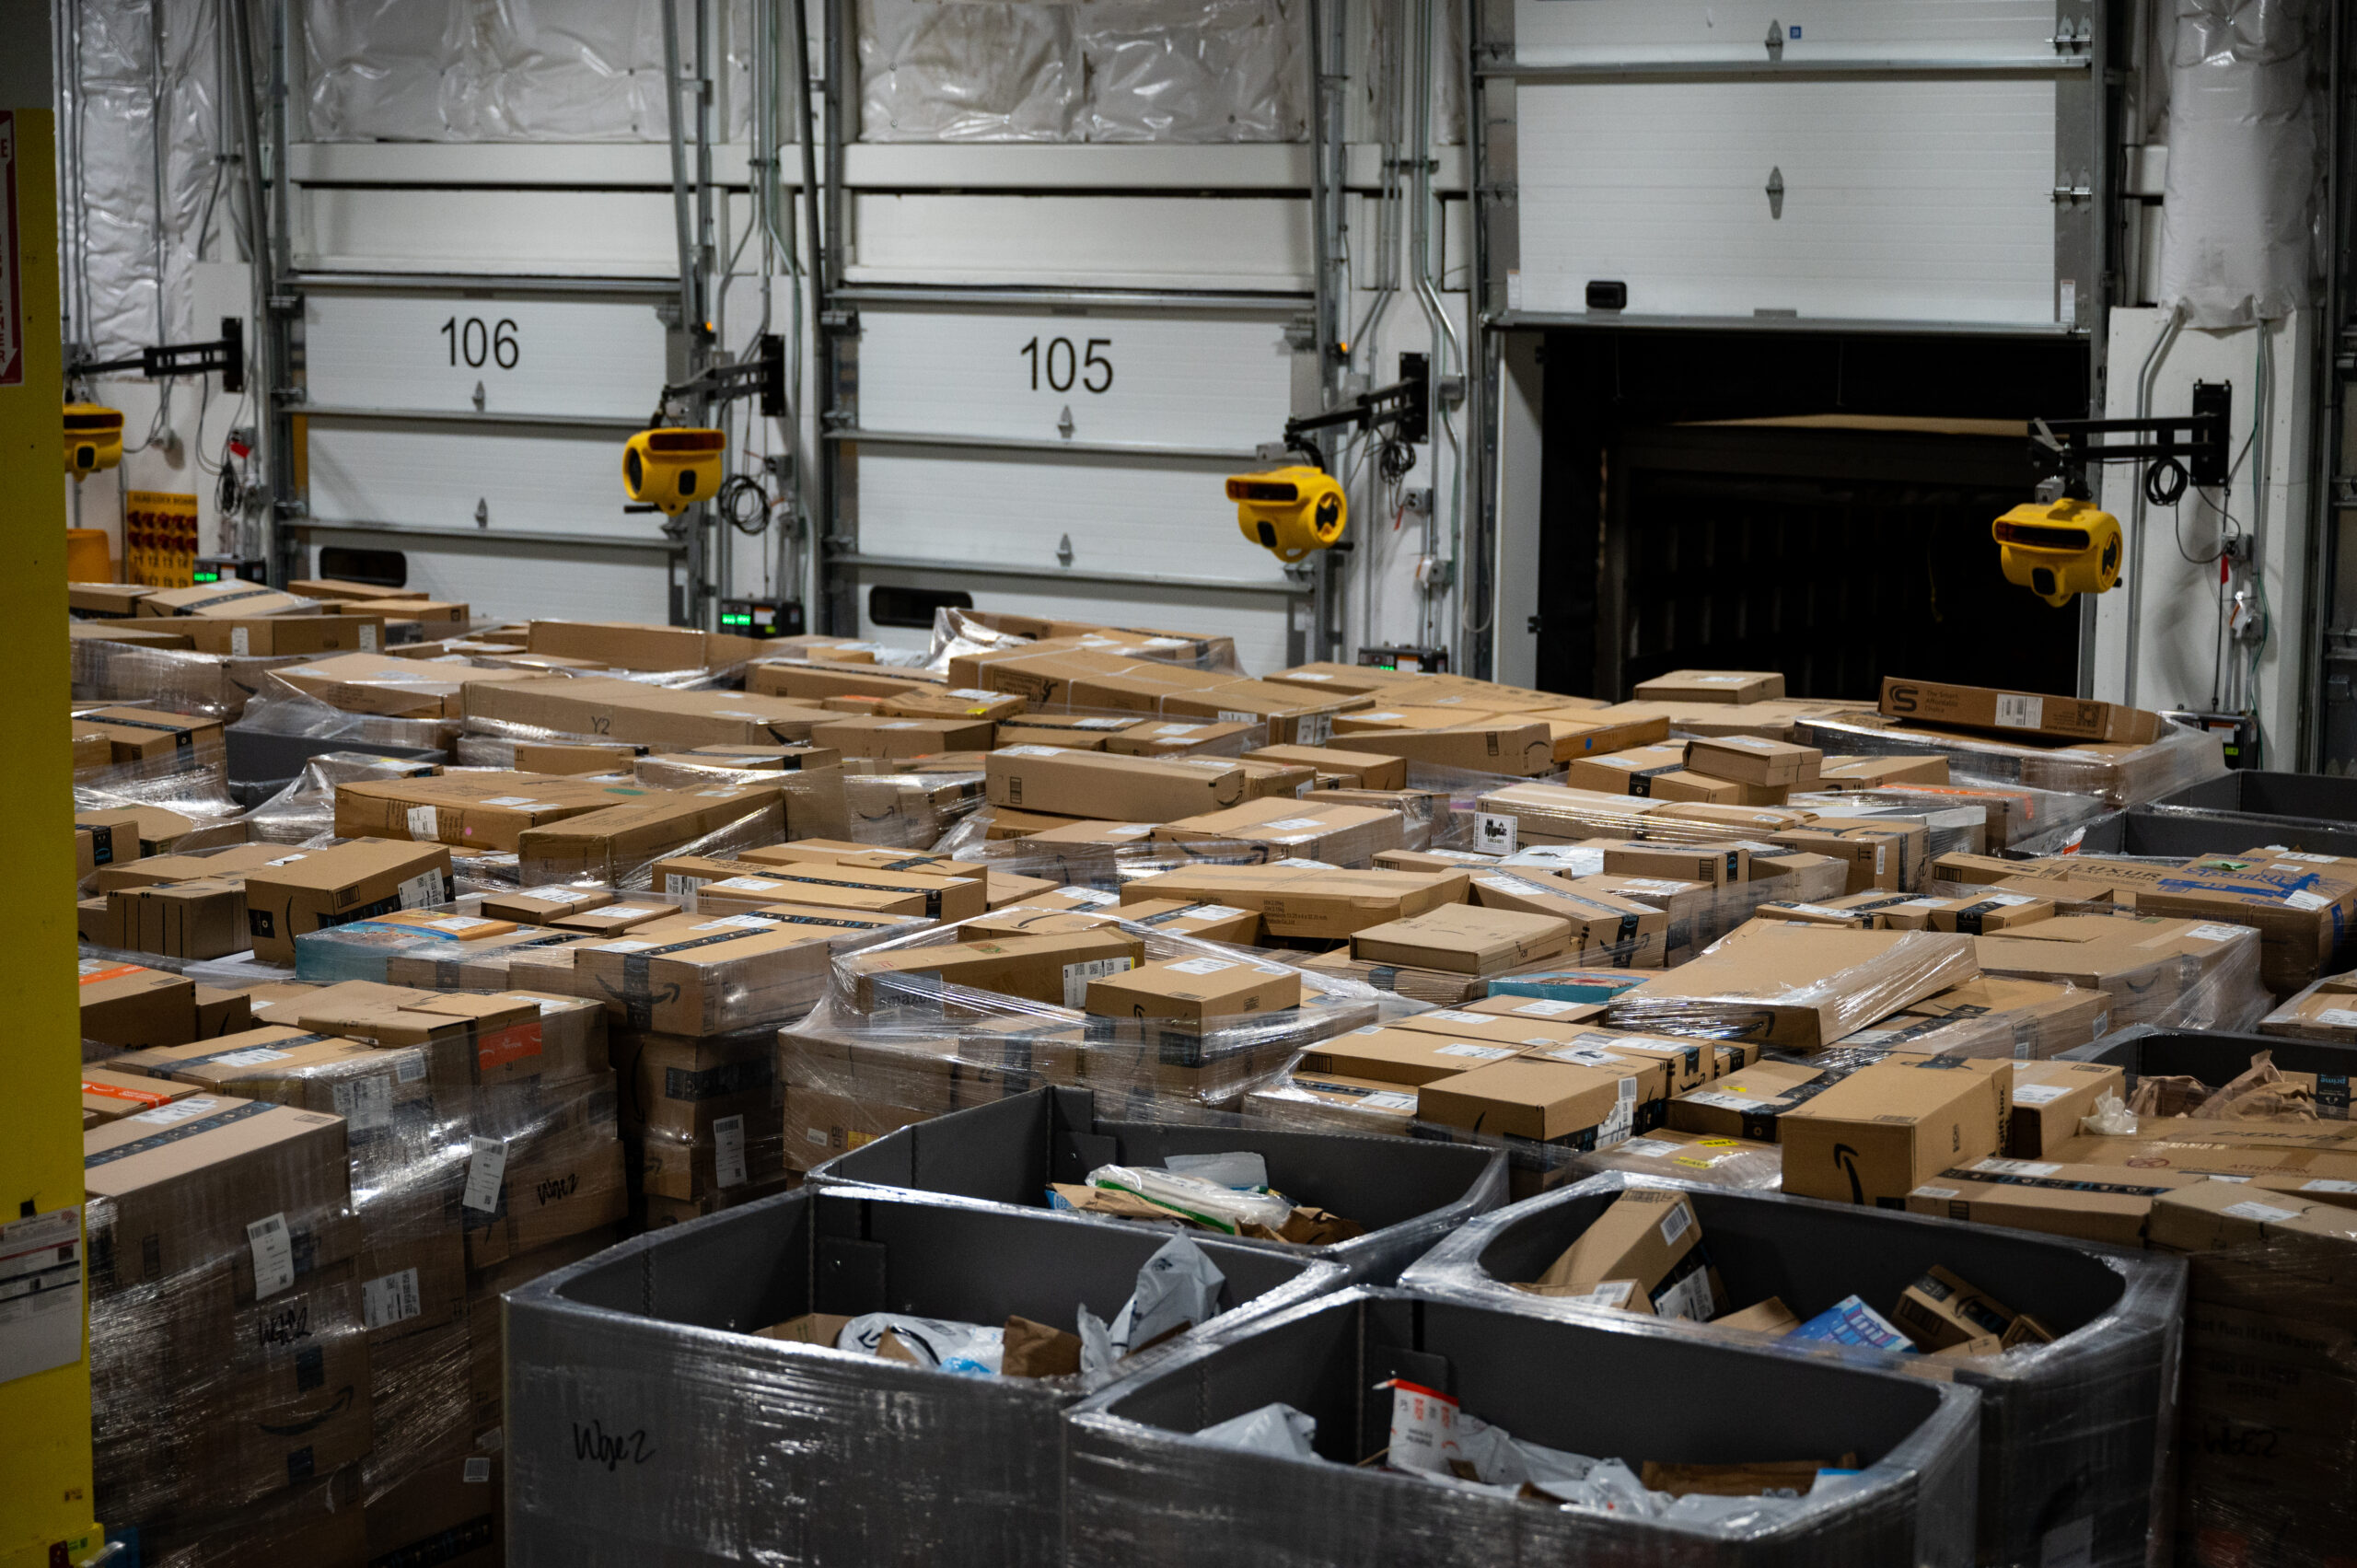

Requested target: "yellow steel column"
[{"left": 0, "top": 0, "right": 101, "bottom": 1562}]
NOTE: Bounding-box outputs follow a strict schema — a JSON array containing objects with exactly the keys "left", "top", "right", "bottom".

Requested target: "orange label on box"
[
  {"left": 81, "top": 1080, "right": 171, "bottom": 1106},
  {"left": 76, "top": 964, "right": 145, "bottom": 986},
  {"left": 477, "top": 1021, "right": 545, "bottom": 1071}
]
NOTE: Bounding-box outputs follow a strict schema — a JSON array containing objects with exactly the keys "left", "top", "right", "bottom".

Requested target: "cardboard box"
[
  {"left": 842, "top": 929, "right": 1148, "bottom": 1011},
  {"left": 749, "top": 661, "right": 947, "bottom": 702},
  {"left": 572, "top": 917, "right": 878, "bottom": 1032},
  {"left": 1888, "top": 1264, "right": 2023, "bottom": 1352},
  {"left": 82, "top": 1065, "right": 207, "bottom": 1122},
  {"left": 79, "top": 958, "right": 197, "bottom": 1046},
  {"left": 1878, "top": 677, "right": 2160, "bottom": 746},
  {"left": 1529, "top": 710, "right": 1674, "bottom": 762},
  {"left": 110, "top": 877, "right": 249, "bottom": 959},
  {"left": 1464, "top": 869, "right": 1669, "bottom": 966},
  {"left": 525, "top": 619, "right": 764, "bottom": 671},
  {"left": 243, "top": 839, "right": 456, "bottom": 964},
  {"left": 517, "top": 788, "right": 788, "bottom": 885},
  {"left": 1247, "top": 1074, "right": 1422, "bottom": 1134},
  {"left": 655, "top": 854, "right": 984, "bottom": 922},
  {"left": 1082, "top": 955, "right": 1302, "bottom": 1022},
  {"left": 463, "top": 675, "right": 835, "bottom": 749},
  {"left": 986, "top": 746, "right": 1246, "bottom": 821},
  {"left": 177, "top": 614, "right": 387, "bottom": 657},
  {"left": 76, "top": 706, "right": 225, "bottom": 763},
  {"left": 1683, "top": 735, "right": 1822, "bottom": 789},
  {"left": 1560, "top": 746, "right": 1721, "bottom": 800},
  {"left": 1516, "top": 1188, "right": 1716, "bottom": 1319},
  {"left": 1295, "top": 1024, "right": 1527, "bottom": 1086},
  {"left": 479, "top": 886, "right": 616, "bottom": 923},
  {"left": 1589, "top": 841, "right": 1749, "bottom": 887},
  {"left": 1872, "top": 891, "right": 2055, "bottom": 935},
  {"left": 463, "top": 1128, "right": 630, "bottom": 1270},
  {"left": 1904, "top": 1159, "right": 2205, "bottom": 1245},
  {"left": 547, "top": 900, "right": 681, "bottom": 936},
  {"left": 809, "top": 714, "right": 998, "bottom": 758},
  {"left": 1631, "top": 669, "right": 1785, "bottom": 704},
  {"left": 1416, "top": 1055, "right": 1647, "bottom": 1152},
  {"left": 1665, "top": 1061, "right": 1837, "bottom": 1142},
  {"left": 1116, "top": 865, "right": 1469, "bottom": 941},
  {"left": 1151, "top": 798, "right": 1405, "bottom": 864},
  {"left": 1997, "top": 1060, "right": 2126, "bottom": 1158},
  {"left": 1779, "top": 1057, "right": 2009, "bottom": 1207},
  {"left": 1242, "top": 744, "right": 1407, "bottom": 790},
  {"left": 1841, "top": 974, "right": 2113, "bottom": 1060},
  {"left": 1326, "top": 722, "right": 1555, "bottom": 777},
  {"left": 1817, "top": 754, "right": 1954, "bottom": 788},
  {"left": 193, "top": 984, "right": 252, "bottom": 1038},
  {"left": 1101, "top": 719, "right": 1262, "bottom": 757},
  {"left": 273, "top": 652, "right": 528, "bottom": 719},
  {"left": 134, "top": 580, "right": 318, "bottom": 618},
  {"left": 1350, "top": 904, "right": 1571, "bottom": 976},
  {"left": 334, "top": 772, "right": 656, "bottom": 850}
]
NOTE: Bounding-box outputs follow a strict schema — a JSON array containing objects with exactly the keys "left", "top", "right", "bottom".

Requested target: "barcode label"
[
  {"left": 405, "top": 806, "right": 439, "bottom": 839},
  {"left": 1995, "top": 694, "right": 2044, "bottom": 728},
  {"left": 363, "top": 1267, "right": 423, "bottom": 1329},
  {"left": 331, "top": 1072, "right": 393, "bottom": 1132},
  {"left": 247, "top": 1213, "right": 295, "bottom": 1299},
  {"left": 714, "top": 1114, "right": 749, "bottom": 1188},
  {"left": 462, "top": 1136, "right": 508, "bottom": 1212},
  {"left": 1062, "top": 957, "right": 1135, "bottom": 1006}
]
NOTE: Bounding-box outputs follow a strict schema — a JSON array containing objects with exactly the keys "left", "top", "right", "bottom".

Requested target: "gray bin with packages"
[
  {"left": 2061, "top": 1020, "right": 2357, "bottom": 1088},
  {"left": 503, "top": 1185, "right": 1343, "bottom": 1566},
  {"left": 1062, "top": 1283, "right": 1981, "bottom": 1568},
  {"left": 1399, "top": 1171, "right": 2187, "bottom": 1568},
  {"left": 806, "top": 1084, "right": 1509, "bottom": 1283}
]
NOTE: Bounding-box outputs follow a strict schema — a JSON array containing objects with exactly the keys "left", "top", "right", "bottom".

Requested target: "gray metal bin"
[
  {"left": 1399, "top": 1171, "right": 2185, "bottom": 1568},
  {"left": 503, "top": 1184, "right": 1341, "bottom": 1567},
  {"left": 807, "top": 1084, "right": 1508, "bottom": 1283},
  {"left": 2061, "top": 1020, "right": 2357, "bottom": 1086},
  {"left": 1064, "top": 1284, "right": 1981, "bottom": 1568}
]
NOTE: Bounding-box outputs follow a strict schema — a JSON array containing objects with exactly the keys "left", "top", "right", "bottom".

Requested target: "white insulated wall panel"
[
  {"left": 1512, "top": 0, "right": 2059, "bottom": 64},
  {"left": 853, "top": 445, "right": 1283, "bottom": 586},
  {"left": 302, "top": 294, "right": 669, "bottom": 417},
  {"left": 298, "top": 188, "right": 680, "bottom": 275},
  {"left": 299, "top": 531, "right": 670, "bottom": 627},
  {"left": 852, "top": 308, "right": 1294, "bottom": 448},
  {"left": 304, "top": 423, "right": 647, "bottom": 539},
  {"left": 849, "top": 195, "right": 1314, "bottom": 291},
  {"left": 1515, "top": 76, "right": 2058, "bottom": 324}
]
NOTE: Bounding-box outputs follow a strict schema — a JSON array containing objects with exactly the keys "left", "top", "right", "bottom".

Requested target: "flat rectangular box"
[
  {"left": 1631, "top": 669, "right": 1785, "bottom": 704},
  {"left": 1242, "top": 744, "right": 1408, "bottom": 790},
  {"left": 2005, "top": 1061, "right": 2127, "bottom": 1158},
  {"left": 811, "top": 714, "right": 999, "bottom": 758},
  {"left": 517, "top": 788, "right": 788, "bottom": 885},
  {"left": 77, "top": 706, "right": 225, "bottom": 763},
  {"left": 844, "top": 929, "right": 1148, "bottom": 1011},
  {"left": 1879, "top": 677, "right": 2160, "bottom": 746},
  {"left": 655, "top": 854, "right": 985, "bottom": 922},
  {"left": 1296, "top": 1024, "right": 1527, "bottom": 1086},
  {"left": 1612, "top": 923, "right": 1980, "bottom": 1050},
  {"left": 1081, "top": 955, "right": 1302, "bottom": 1023},
  {"left": 464, "top": 675, "right": 836, "bottom": 749},
  {"left": 1350, "top": 904, "right": 1572, "bottom": 976},
  {"left": 1683, "top": 735, "right": 1822, "bottom": 788},
  {"left": 1325, "top": 722, "right": 1555, "bottom": 777},
  {"left": 986, "top": 746, "right": 1246, "bottom": 820},
  {"left": 1905, "top": 1160, "right": 2205, "bottom": 1246},
  {"left": 1781, "top": 1058, "right": 2011, "bottom": 1208},
  {"left": 1150, "top": 798, "right": 1404, "bottom": 864},
  {"left": 134, "top": 581, "right": 317, "bottom": 618},
  {"left": 242, "top": 839, "right": 456, "bottom": 965},
  {"left": 336, "top": 772, "right": 654, "bottom": 850},
  {"left": 1416, "top": 1056, "right": 1646, "bottom": 1148},
  {"left": 1115, "top": 865, "right": 1469, "bottom": 941},
  {"left": 177, "top": 614, "right": 387, "bottom": 657}
]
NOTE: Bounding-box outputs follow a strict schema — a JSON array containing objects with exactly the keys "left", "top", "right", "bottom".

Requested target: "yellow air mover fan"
[
  {"left": 1229, "top": 466, "right": 1346, "bottom": 563},
  {"left": 1992, "top": 496, "right": 2123, "bottom": 608},
  {"left": 623, "top": 427, "right": 727, "bottom": 516},
  {"left": 64, "top": 403, "right": 124, "bottom": 477}
]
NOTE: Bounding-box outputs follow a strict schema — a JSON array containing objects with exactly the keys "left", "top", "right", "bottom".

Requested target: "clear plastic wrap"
[
  {"left": 845, "top": 768, "right": 984, "bottom": 848},
  {"left": 610, "top": 1022, "right": 791, "bottom": 1209},
  {"left": 1074, "top": 0, "right": 1305, "bottom": 143},
  {"left": 1473, "top": 779, "right": 1817, "bottom": 847},
  {"left": 1793, "top": 713, "right": 2230, "bottom": 808},
  {"left": 501, "top": 1185, "right": 1343, "bottom": 1566},
  {"left": 1062, "top": 1284, "right": 1983, "bottom": 1568},
  {"left": 236, "top": 675, "right": 463, "bottom": 757},
  {"left": 1804, "top": 780, "right": 2115, "bottom": 853},
  {"left": 2258, "top": 973, "right": 2357, "bottom": 1042},
  {"left": 1605, "top": 925, "right": 1984, "bottom": 1049},
  {"left": 86, "top": 1094, "right": 370, "bottom": 1528},
  {"left": 240, "top": 750, "right": 453, "bottom": 845},
  {"left": 858, "top": 0, "right": 1081, "bottom": 141},
  {"left": 73, "top": 637, "right": 317, "bottom": 722},
  {"left": 303, "top": 0, "right": 753, "bottom": 143},
  {"left": 1399, "top": 1171, "right": 2188, "bottom": 1568},
  {"left": 807, "top": 1083, "right": 1507, "bottom": 1284},
  {"left": 1973, "top": 917, "right": 2273, "bottom": 1035}
]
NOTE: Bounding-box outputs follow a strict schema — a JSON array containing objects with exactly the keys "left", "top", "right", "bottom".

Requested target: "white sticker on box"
[
  {"left": 405, "top": 806, "right": 440, "bottom": 839},
  {"left": 331, "top": 1072, "right": 394, "bottom": 1132},
  {"left": 1683, "top": 1089, "right": 1764, "bottom": 1111},
  {"left": 131, "top": 1097, "right": 218, "bottom": 1126},
  {"left": 593, "top": 939, "right": 658, "bottom": 953},
  {"left": 997, "top": 745, "right": 1064, "bottom": 758},
  {"left": 709, "top": 877, "right": 785, "bottom": 892},
  {"left": 1217, "top": 711, "right": 1258, "bottom": 726},
  {"left": 359, "top": 624, "right": 378, "bottom": 651},
  {"left": 1511, "top": 999, "right": 1582, "bottom": 1016},
  {"left": 420, "top": 915, "right": 495, "bottom": 933},
  {"left": 1260, "top": 818, "right": 1325, "bottom": 831},
  {"left": 1435, "top": 1044, "right": 1515, "bottom": 1061},
  {"left": 1297, "top": 714, "right": 1333, "bottom": 745},
  {"left": 397, "top": 869, "right": 446, "bottom": 910},
  {"left": 1974, "top": 1158, "right": 2061, "bottom": 1177},
  {"left": 1363, "top": 1091, "right": 1418, "bottom": 1111},
  {"left": 1183, "top": 903, "right": 1247, "bottom": 919},
  {"left": 879, "top": 722, "right": 924, "bottom": 731},
  {"left": 228, "top": 625, "right": 250, "bottom": 656},
  {"left": 1619, "top": 1138, "right": 1678, "bottom": 1158},
  {"left": 1984, "top": 893, "right": 2038, "bottom": 907},
  {"left": 2210, "top": 1175, "right": 2252, "bottom": 1183},
  {"left": 214, "top": 1047, "right": 290, "bottom": 1066},
  {"left": 1653, "top": 1266, "right": 1713, "bottom": 1323},
  {"left": 1910, "top": 1185, "right": 1961, "bottom": 1200},
  {"left": 805, "top": 1126, "right": 830, "bottom": 1148},
  {"left": 394, "top": 1050, "right": 428, "bottom": 1084},
  {"left": 694, "top": 914, "right": 783, "bottom": 932},
  {"left": 2316, "top": 1008, "right": 2357, "bottom": 1028},
  {"left": 1289, "top": 671, "right": 1334, "bottom": 680},
  {"left": 1167, "top": 957, "right": 1237, "bottom": 976},
  {"left": 2276, "top": 851, "right": 2338, "bottom": 864},
  {"left": 1362, "top": 713, "right": 1404, "bottom": 722},
  {"left": 2013, "top": 1084, "right": 2075, "bottom": 1106},
  {"left": 713, "top": 711, "right": 769, "bottom": 720},
  {"left": 1473, "top": 812, "right": 1519, "bottom": 854},
  {"left": 1153, "top": 725, "right": 1202, "bottom": 737},
  {"left": 362, "top": 1267, "right": 423, "bottom": 1330},
  {"left": 1062, "top": 957, "right": 1135, "bottom": 1006},
  {"left": 482, "top": 796, "right": 539, "bottom": 807},
  {"left": 1570, "top": 1282, "right": 1635, "bottom": 1309},
  {"left": 2221, "top": 1200, "right": 2303, "bottom": 1224},
  {"left": 1655, "top": 1194, "right": 1692, "bottom": 1244},
  {"left": 1613, "top": 877, "right": 1690, "bottom": 893},
  {"left": 1543, "top": 1047, "right": 1622, "bottom": 1066},
  {"left": 1874, "top": 844, "right": 1888, "bottom": 876},
  {"left": 1062, "top": 887, "right": 1122, "bottom": 904},
  {"left": 949, "top": 689, "right": 997, "bottom": 700},
  {"left": 714, "top": 1114, "right": 749, "bottom": 1189},
  {"left": 2301, "top": 1179, "right": 2357, "bottom": 1194},
  {"left": 246, "top": 1213, "right": 295, "bottom": 1300},
  {"left": 2287, "top": 889, "right": 2333, "bottom": 912},
  {"left": 1845, "top": 1029, "right": 1899, "bottom": 1045},
  {"left": 1427, "top": 1010, "right": 1486, "bottom": 1023},
  {"left": 463, "top": 1457, "right": 492, "bottom": 1483},
  {"left": 2187, "top": 923, "right": 2245, "bottom": 943},
  {"left": 1995, "top": 693, "right": 2045, "bottom": 729},
  {"left": 462, "top": 1137, "right": 508, "bottom": 1212}
]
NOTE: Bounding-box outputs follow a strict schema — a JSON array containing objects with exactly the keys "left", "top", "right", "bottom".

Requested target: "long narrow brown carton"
[
  {"left": 1879, "top": 676, "right": 2161, "bottom": 745},
  {"left": 1116, "top": 865, "right": 1470, "bottom": 941},
  {"left": 986, "top": 746, "right": 1246, "bottom": 820},
  {"left": 243, "top": 839, "right": 457, "bottom": 965}
]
